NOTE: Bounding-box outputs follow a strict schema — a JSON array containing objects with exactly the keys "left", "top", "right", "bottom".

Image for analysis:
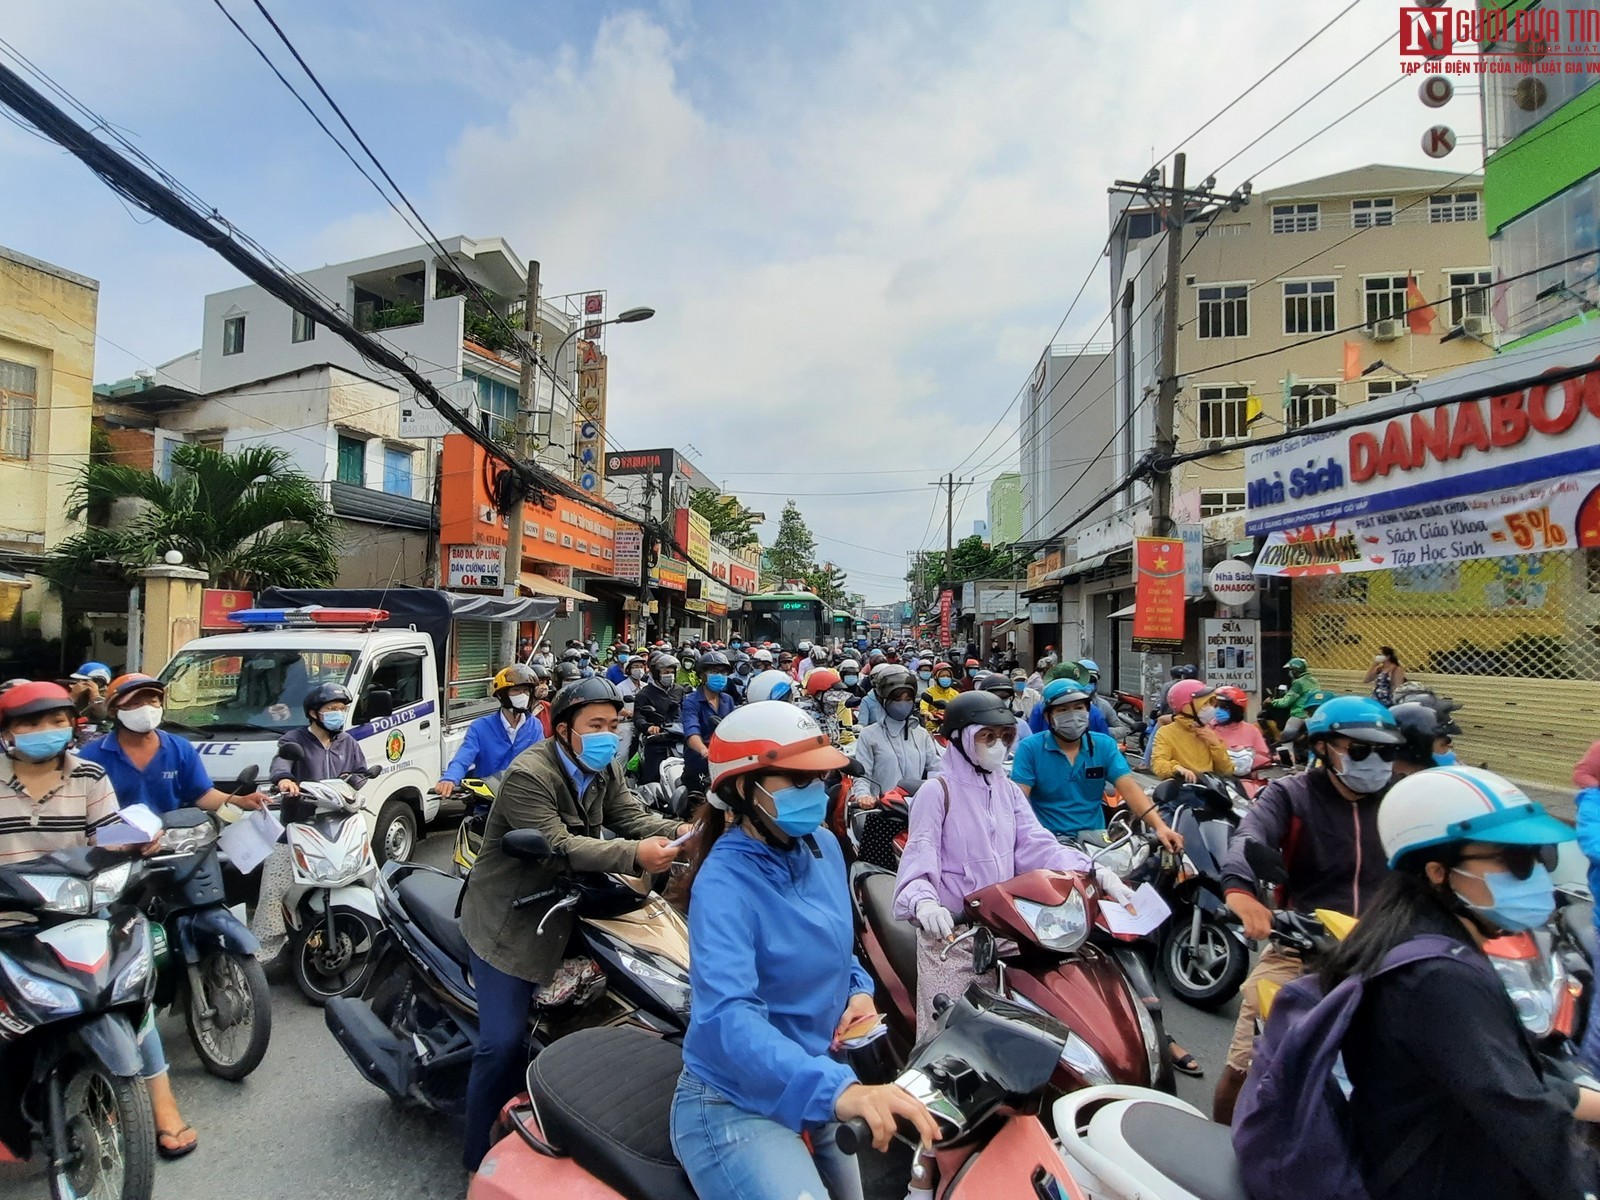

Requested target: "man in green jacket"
[{"left": 458, "top": 676, "right": 688, "bottom": 1171}]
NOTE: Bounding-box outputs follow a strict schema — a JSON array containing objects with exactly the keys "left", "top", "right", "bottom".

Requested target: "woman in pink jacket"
[
  {"left": 891, "top": 691, "right": 1133, "bottom": 1032},
  {"left": 1208, "top": 685, "right": 1272, "bottom": 773}
]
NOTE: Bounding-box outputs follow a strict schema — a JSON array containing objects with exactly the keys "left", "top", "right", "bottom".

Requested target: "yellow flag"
[{"left": 1245, "top": 394, "right": 1264, "bottom": 426}]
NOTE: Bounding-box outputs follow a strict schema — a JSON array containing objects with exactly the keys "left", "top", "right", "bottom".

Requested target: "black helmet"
[
  {"left": 303, "top": 682, "right": 353, "bottom": 718},
  {"left": 1388, "top": 702, "right": 1449, "bottom": 767},
  {"left": 526, "top": 663, "right": 551, "bottom": 683},
  {"left": 696, "top": 651, "right": 731, "bottom": 673},
  {"left": 977, "top": 673, "right": 1013, "bottom": 697},
  {"left": 554, "top": 661, "right": 583, "bottom": 685},
  {"left": 550, "top": 676, "right": 624, "bottom": 730},
  {"left": 560, "top": 648, "right": 584, "bottom": 663},
  {"left": 650, "top": 653, "right": 681, "bottom": 674},
  {"left": 872, "top": 666, "right": 917, "bottom": 703},
  {"left": 940, "top": 690, "right": 1017, "bottom": 739},
  {"left": 1170, "top": 663, "right": 1199, "bottom": 681}
]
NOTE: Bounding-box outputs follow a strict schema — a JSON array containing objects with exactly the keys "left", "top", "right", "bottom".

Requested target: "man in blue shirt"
[
  {"left": 681, "top": 651, "right": 737, "bottom": 790},
  {"left": 80, "top": 675, "right": 270, "bottom": 814},
  {"left": 603, "top": 645, "right": 631, "bottom": 685},
  {"left": 1011, "top": 680, "right": 1181, "bottom": 851},
  {"left": 1024, "top": 662, "right": 1111, "bottom": 736},
  {"left": 435, "top": 665, "right": 545, "bottom": 797}
]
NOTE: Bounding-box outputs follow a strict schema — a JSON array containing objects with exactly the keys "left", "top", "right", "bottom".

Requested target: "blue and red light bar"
[{"left": 226, "top": 606, "right": 389, "bottom": 627}]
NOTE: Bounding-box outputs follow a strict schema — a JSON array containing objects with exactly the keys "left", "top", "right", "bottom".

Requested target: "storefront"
[{"left": 1245, "top": 323, "right": 1600, "bottom": 787}]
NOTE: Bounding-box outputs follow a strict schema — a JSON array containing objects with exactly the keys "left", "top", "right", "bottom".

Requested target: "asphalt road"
[{"left": 0, "top": 827, "right": 1240, "bottom": 1200}]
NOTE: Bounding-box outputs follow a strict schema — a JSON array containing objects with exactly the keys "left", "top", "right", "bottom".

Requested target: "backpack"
[{"left": 1231, "top": 933, "right": 1486, "bottom": 1200}]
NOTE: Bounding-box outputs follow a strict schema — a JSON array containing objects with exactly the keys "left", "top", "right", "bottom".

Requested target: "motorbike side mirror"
[
  {"left": 363, "top": 764, "right": 384, "bottom": 779},
  {"left": 969, "top": 927, "right": 997, "bottom": 975},
  {"left": 361, "top": 689, "right": 395, "bottom": 721},
  {"left": 1245, "top": 839, "right": 1291, "bottom": 886},
  {"left": 233, "top": 764, "right": 260, "bottom": 792},
  {"left": 502, "top": 829, "right": 558, "bottom": 863},
  {"left": 276, "top": 741, "right": 305, "bottom": 764}
]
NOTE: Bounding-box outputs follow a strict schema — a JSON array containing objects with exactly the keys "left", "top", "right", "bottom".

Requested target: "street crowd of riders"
[{"left": 7, "top": 631, "right": 1600, "bottom": 1199}]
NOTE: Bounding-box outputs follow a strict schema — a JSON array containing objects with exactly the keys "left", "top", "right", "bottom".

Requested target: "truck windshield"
[{"left": 159, "top": 647, "right": 356, "bottom": 733}]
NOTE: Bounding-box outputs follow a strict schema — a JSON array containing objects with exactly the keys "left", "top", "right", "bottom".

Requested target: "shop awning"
[
  {"left": 991, "top": 616, "right": 1024, "bottom": 635},
  {"left": 1043, "top": 550, "right": 1119, "bottom": 583},
  {"left": 524, "top": 575, "right": 592, "bottom": 603}
]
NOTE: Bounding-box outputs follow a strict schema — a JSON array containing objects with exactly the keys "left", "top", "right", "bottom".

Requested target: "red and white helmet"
[
  {"left": 803, "top": 668, "right": 842, "bottom": 697},
  {"left": 707, "top": 701, "right": 849, "bottom": 794}
]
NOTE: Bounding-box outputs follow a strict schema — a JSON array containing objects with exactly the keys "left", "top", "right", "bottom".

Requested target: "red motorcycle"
[
  {"left": 467, "top": 985, "right": 1094, "bottom": 1200},
  {"left": 851, "top": 863, "right": 1173, "bottom": 1094}
]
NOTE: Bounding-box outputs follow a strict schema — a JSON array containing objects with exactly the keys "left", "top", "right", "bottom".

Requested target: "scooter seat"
[
  {"left": 394, "top": 870, "right": 471, "bottom": 967},
  {"left": 859, "top": 869, "right": 919, "bottom": 1002},
  {"left": 526, "top": 1026, "right": 694, "bottom": 1200},
  {"left": 1089, "top": 1099, "right": 1247, "bottom": 1200}
]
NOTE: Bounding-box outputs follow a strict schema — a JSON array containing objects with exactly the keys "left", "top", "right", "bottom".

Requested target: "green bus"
[{"left": 738, "top": 590, "right": 828, "bottom": 651}]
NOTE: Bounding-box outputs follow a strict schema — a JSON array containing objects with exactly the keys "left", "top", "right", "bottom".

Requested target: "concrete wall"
[
  {"left": 1020, "top": 348, "right": 1115, "bottom": 541},
  {"left": 333, "top": 520, "right": 433, "bottom": 589}
]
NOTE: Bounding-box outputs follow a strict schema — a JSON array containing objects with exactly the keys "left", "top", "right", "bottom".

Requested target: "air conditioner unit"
[
  {"left": 1205, "top": 438, "right": 1225, "bottom": 451},
  {"left": 1370, "top": 318, "right": 1405, "bottom": 342},
  {"left": 1462, "top": 314, "right": 1493, "bottom": 337}
]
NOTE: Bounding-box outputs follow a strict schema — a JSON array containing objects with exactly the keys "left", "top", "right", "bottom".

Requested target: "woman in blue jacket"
[
  {"left": 434, "top": 665, "right": 543, "bottom": 797},
  {"left": 673, "top": 701, "right": 939, "bottom": 1200}
]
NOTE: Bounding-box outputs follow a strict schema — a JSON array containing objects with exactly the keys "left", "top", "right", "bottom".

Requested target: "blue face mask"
[
  {"left": 1434, "top": 750, "right": 1457, "bottom": 766},
  {"left": 918, "top": 671, "right": 932, "bottom": 682},
  {"left": 763, "top": 779, "right": 829, "bottom": 838},
  {"left": 936, "top": 676, "right": 953, "bottom": 688},
  {"left": 842, "top": 674, "right": 859, "bottom": 686},
  {"left": 1213, "top": 710, "right": 1232, "bottom": 725},
  {"left": 9, "top": 728, "right": 73, "bottom": 762},
  {"left": 705, "top": 674, "right": 728, "bottom": 693},
  {"left": 319, "top": 711, "right": 348, "bottom": 732},
  {"left": 967, "top": 668, "right": 979, "bottom": 678},
  {"left": 1012, "top": 681, "right": 1025, "bottom": 692},
  {"left": 886, "top": 699, "right": 915, "bottom": 722},
  {"left": 1453, "top": 863, "right": 1555, "bottom": 933},
  {"left": 575, "top": 731, "right": 619, "bottom": 772}
]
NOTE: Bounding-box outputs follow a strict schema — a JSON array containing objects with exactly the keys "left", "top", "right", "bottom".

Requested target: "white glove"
[
  {"left": 1093, "top": 864, "right": 1137, "bottom": 908},
  {"left": 915, "top": 899, "right": 955, "bottom": 940}
]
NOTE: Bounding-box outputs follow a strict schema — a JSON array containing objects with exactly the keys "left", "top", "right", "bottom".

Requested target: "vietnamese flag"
[
  {"left": 1406, "top": 273, "right": 1438, "bottom": 334},
  {"left": 1342, "top": 341, "right": 1361, "bottom": 381}
]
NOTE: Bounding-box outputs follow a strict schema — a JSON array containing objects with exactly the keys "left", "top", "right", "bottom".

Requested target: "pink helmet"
[{"left": 1168, "top": 679, "right": 1215, "bottom": 716}]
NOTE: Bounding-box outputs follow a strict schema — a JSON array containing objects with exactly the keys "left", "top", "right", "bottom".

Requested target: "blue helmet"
[
  {"left": 1305, "top": 695, "right": 1403, "bottom": 745},
  {"left": 1042, "top": 678, "right": 1093, "bottom": 708},
  {"left": 1077, "top": 658, "right": 1100, "bottom": 676},
  {"left": 74, "top": 661, "right": 112, "bottom": 685}
]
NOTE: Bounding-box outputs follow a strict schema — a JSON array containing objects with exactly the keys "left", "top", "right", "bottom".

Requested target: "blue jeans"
[
  {"left": 670, "top": 1070, "right": 864, "bottom": 1200},
  {"left": 463, "top": 950, "right": 540, "bottom": 1171},
  {"left": 136, "top": 1008, "right": 167, "bottom": 1080}
]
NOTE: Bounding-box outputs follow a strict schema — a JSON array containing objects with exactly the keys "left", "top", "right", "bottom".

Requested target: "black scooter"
[
  {"left": 136, "top": 765, "right": 272, "bottom": 1080},
  {"left": 325, "top": 829, "right": 690, "bottom": 1116},
  {"left": 0, "top": 845, "right": 157, "bottom": 1200}
]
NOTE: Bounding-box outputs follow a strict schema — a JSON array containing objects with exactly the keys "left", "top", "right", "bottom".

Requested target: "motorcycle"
[
  {"left": 270, "top": 742, "right": 385, "bottom": 1005},
  {"left": 0, "top": 845, "right": 158, "bottom": 1200},
  {"left": 852, "top": 862, "right": 1173, "bottom": 1094},
  {"left": 324, "top": 828, "right": 690, "bottom": 1116},
  {"left": 633, "top": 722, "right": 685, "bottom": 789},
  {"left": 136, "top": 765, "right": 272, "bottom": 1079},
  {"left": 469, "top": 983, "right": 1097, "bottom": 1200}
]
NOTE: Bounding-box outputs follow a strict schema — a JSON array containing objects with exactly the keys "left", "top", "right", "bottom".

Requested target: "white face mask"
[
  {"left": 117, "top": 705, "right": 163, "bottom": 734},
  {"left": 508, "top": 692, "right": 530, "bottom": 711},
  {"left": 973, "top": 739, "right": 1009, "bottom": 772}
]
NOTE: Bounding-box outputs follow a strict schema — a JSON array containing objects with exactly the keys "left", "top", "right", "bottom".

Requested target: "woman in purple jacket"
[{"left": 892, "top": 691, "right": 1133, "bottom": 1032}]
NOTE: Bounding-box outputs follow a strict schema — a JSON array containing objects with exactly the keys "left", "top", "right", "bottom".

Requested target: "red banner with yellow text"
[{"left": 1133, "top": 536, "right": 1185, "bottom": 650}]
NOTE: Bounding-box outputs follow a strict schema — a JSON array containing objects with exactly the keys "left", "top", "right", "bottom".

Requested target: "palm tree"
[{"left": 48, "top": 443, "right": 340, "bottom": 589}]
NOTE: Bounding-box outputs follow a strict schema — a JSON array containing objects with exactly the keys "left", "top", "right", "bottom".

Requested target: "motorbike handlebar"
[{"left": 836, "top": 1117, "right": 874, "bottom": 1157}]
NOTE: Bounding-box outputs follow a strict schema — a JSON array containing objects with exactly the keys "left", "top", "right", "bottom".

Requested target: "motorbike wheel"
[
  {"left": 290, "top": 912, "right": 380, "bottom": 1006},
  {"left": 1162, "top": 911, "right": 1250, "bottom": 1010},
  {"left": 46, "top": 1060, "right": 155, "bottom": 1200},
  {"left": 185, "top": 952, "right": 273, "bottom": 1080},
  {"left": 373, "top": 800, "right": 418, "bottom": 865}
]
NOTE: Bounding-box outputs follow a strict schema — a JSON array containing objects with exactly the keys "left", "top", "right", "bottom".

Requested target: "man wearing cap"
[{"left": 1011, "top": 679, "right": 1184, "bottom": 852}]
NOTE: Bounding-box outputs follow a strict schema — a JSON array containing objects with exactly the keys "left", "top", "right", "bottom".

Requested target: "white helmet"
[
  {"left": 1378, "top": 766, "right": 1575, "bottom": 868},
  {"left": 751, "top": 648, "right": 774, "bottom": 665},
  {"left": 837, "top": 658, "right": 861, "bottom": 674},
  {"left": 745, "top": 669, "right": 796, "bottom": 704},
  {"left": 707, "top": 700, "right": 849, "bottom": 793},
  {"left": 797, "top": 640, "right": 812, "bottom": 654}
]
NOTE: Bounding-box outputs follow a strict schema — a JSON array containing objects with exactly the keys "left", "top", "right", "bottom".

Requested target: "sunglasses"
[
  {"left": 1458, "top": 844, "right": 1559, "bottom": 881},
  {"left": 974, "top": 727, "right": 1016, "bottom": 748},
  {"left": 1342, "top": 742, "right": 1399, "bottom": 763}
]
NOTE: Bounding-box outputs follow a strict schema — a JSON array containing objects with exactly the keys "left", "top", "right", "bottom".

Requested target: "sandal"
[
  {"left": 1167, "top": 1036, "right": 1204, "bottom": 1078},
  {"left": 157, "top": 1126, "right": 198, "bottom": 1161}
]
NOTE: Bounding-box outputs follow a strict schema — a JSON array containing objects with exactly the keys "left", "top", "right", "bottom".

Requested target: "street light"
[{"left": 532, "top": 305, "right": 655, "bottom": 443}]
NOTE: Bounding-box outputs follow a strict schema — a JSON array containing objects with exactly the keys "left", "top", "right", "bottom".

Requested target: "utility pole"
[
  {"left": 928, "top": 474, "right": 973, "bottom": 650},
  {"left": 1107, "top": 156, "right": 1251, "bottom": 537},
  {"left": 502, "top": 260, "right": 541, "bottom": 661}
]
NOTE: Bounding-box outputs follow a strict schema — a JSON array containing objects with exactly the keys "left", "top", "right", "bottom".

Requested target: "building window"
[
  {"left": 1286, "top": 383, "right": 1338, "bottom": 431},
  {"left": 382, "top": 446, "right": 414, "bottom": 497},
  {"left": 1351, "top": 198, "right": 1395, "bottom": 229},
  {"left": 1196, "top": 384, "right": 1250, "bottom": 441},
  {"left": 0, "top": 358, "right": 37, "bottom": 460},
  {"left": 1448, "top": 269, "right": 1493, "bottom": 325},
  {"left": 1197, "top": 284, "right": 1249, "bottom": 339},
  {"left": 292, "top": 311, "right": 315, "bottom": 343},
  {"left": 1363, "top": 275, "right": 1410, "bottom": 327},
  {"left": 1365, "top": 379, "right": 1401, "bottom": 403},
  {"left": 1200, "top": 489, "right": 1246, "bottom": 517},
  {"left": 466, "top": 370, "right": 518, "bottom": 436},
  {"left": 1271, "top": 203, "right": 1319, "bottom": 233},
  {"left": 222, "top": 315, "right": 246, "bottom": 356},
  {"left": 1283, "top": 279, "right": 1336, "bottom": 334},
  {"left": 1429, "top": 192, "right": 1481, "bottom": 223},
  {"left": 336, "top": 434, "right": 366, "bottom": 486}
]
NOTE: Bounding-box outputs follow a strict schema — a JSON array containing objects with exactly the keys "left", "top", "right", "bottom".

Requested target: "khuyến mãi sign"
[
  {"left": 1254, "top": 468, "right": 1600, "bottom": 576},
  {"left": 1133, "top": 536, "right": 1185, "bottom": 650}
]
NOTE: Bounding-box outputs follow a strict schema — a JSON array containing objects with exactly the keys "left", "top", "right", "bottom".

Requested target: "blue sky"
[{"left": 3, "top": 0, "right": 1471, "bottom": 602}]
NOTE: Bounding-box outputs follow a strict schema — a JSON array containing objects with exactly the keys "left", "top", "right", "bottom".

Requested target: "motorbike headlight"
[
  {"left": 1490, "top": 957, "right": 1555, "bottom": 1038},
  {"left": 111, "top": 923, "right": 153, "bottom": 1003},
  {"left": 1059, "top": 1030, "right": 1113, "bottom": 1085},
  {"left": 18, "top": 874, "right": 90, "bottom": 916},
  {"left": 1131, "top": 985, "right": 1163, "bottom": 1084},
  {"left": 91, "top": 862, "right": 134, "bottom": 908},
  {"left": 618, "top": 950, "right": 691, "bottom": 1015},
  {"left": 0, "top": 951, "right": 81, "bottom": 1016},
  {"left": 160, "top": 823, "right": 218, "bottom": 855},
  {"left": 1015, "top": 892, "right": 1089, "bottom": 954}
]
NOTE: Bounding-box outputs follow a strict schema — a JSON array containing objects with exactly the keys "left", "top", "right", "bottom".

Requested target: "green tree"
[
  {"left": 804, "top": 562, "right": 850, "bottom": 608},
  {"left": 766, "top": 500, "right": 818, "bottom": 585},
  {"left": 688, "top": 487, "right": 762, "bottom": 549},
  {"left": 905, "top": 535, "right": 1026, "bottom": 600},
  {"left": 47, "top": 444, "right": 340, "bottom": 589}
]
